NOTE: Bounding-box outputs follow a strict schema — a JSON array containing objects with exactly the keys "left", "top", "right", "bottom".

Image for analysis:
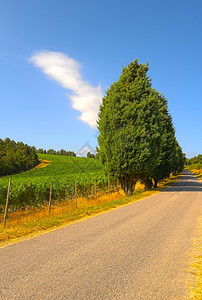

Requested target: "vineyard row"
[{"left": 0, "top": 177, "right": 117, "bottom": 213}]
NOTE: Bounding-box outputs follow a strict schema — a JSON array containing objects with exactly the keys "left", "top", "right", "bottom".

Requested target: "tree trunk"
[
  {"left": 143, "top": 177, "right": 153, "bottom": 190},
  {"left": 154, "top": 179, "right": 158, "bottom": 189},
  {"left": 119, "top": 175, "right": 137, "bottom": 196}
]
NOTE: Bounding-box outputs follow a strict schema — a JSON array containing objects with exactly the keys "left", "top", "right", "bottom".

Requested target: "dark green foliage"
[
  {"left": 187, "top": 154, "right": 202, "bottom": 166},
  {"left": 98, "top": 60, "right": 161, "bottom": 195},
  {"left": 38, "top": 148, "right": 76, "bottom": 156},
  {"left": 0, "top": 138, "right": 39, "bottom": 176},
  {"left": 37, "top": 148, "right": 44, "bottom": 154},
  {"left": 87, "top": 152, "right": 95, "bottom": 158},
  {"left": 98, "top": 60, "right": 185, "bottom": 195},
  {"left": 148, "top": 94, "right": 176, "bottom": 186},
  {"left": 46, "top": 149, "right": 56, "bottom": 155},
  {"left": 186, "top": 154, "right": 202, "bottom": 171},
  {"left": 172, "top": 141, "right": 186, "bottom": 175}
]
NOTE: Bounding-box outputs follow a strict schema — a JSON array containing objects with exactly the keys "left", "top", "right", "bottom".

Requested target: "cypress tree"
[{"left": 98, "top": 60, "right": 162, "bottom": 196}]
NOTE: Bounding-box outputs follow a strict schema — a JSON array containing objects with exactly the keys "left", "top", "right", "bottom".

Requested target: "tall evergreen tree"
[
  {"left": 98, "top": 60, "right": 162, "bottom": 195},
  {"left": 148, "top": 93, "right": 177, "bottom": 187},
  {"left": 98, "top": 60, "right": 185, "bottom": 195}
]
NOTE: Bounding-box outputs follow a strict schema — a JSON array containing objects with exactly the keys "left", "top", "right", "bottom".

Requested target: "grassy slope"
[
  {"left": 0, "top": 154, "right": 106, "bottom": 210},
  {"left": 0, "top": 154, "right": 105, "bottom": 184}
]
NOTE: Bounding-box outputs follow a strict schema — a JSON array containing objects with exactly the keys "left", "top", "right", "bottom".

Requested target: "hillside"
[{"left": 0, "top": 154, "right": 106, "bottom": 211}]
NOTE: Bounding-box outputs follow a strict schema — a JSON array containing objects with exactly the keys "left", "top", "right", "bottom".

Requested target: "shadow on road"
[{"left": 162, "top": 170, "right": 202, "bottom": 192}]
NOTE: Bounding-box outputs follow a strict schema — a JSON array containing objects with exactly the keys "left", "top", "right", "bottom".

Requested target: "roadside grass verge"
[
  {"left": 189, "top": 168, "right": 202, "bottom": 180},
  {"left": 188, "top": 216, "right": 202, "bottom": 300},
  {"left": 0, "top": 174, "right": 180, "bottom": 247},
  {"left": 188, "top": 168, "right": 202, "bottom": 300}
]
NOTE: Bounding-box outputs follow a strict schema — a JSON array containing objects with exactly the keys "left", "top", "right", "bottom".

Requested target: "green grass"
[
  {"left": 0, "top": 154, "right": 107, "bottom": 211},
  {"left": 0, "top": 154, "right": 105, "bottom": 182}
]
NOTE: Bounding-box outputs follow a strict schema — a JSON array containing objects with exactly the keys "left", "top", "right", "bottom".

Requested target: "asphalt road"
[{"left": 0, "top": 170, "right": 201, "bottom": 300}]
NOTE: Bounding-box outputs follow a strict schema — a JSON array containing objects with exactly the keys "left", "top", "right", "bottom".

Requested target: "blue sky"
[{"left": 0, "top": 0, "right": 201, "bottom": 157}]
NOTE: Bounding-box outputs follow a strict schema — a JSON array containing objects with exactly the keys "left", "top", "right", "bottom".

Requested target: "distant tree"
[
  {"left": 37, "top": 148, "right": 44, "bottom": 154},
  {"left": 187, "top": 154, "right": 202, "bottom": 165},
  {"left": 0, "top": 138, "right": 39, "bottom": 176},
  {"left": 187, "top": 154, "right": 202, "bottom": 170},
  {"left": 87, "top": 152, "right": 95, "bottom": 158},
  {"left": 60, "top": 149, "right": 67, "bottom": 156},
  {"left": 47, "top": 149, "right": 56, "bottom": 155},
  {"left": 198, "top": 154, "right": 202, "bottom": 164},
  {"left": 66, "top": 151, "right": 76, "bottom": 156},
  {"left": 39, "top": 148, "right": 76, "bottom": 157}
]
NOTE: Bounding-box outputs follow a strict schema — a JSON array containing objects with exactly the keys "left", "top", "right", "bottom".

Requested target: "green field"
[{"left": 0, "top": 154, "right": 108, "bottom": 211}]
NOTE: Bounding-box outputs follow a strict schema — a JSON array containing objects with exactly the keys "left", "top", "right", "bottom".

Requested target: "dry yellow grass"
[
  {"left": 188, "top": 216, "right": 202, "bottom": 300},
  {"left": 188, "top": 168, "right": 202, "bottom": 300},
  {"left": 0, "top": 175, "right": 179, "bottom": 247},
  {"left": 190, "top": 168, "right": 202, "bottom": 178},
  {"left": 0, "top": 189, "right": 125, "bottom": 245},
  {"left": 32, "top": 159, "right": 51, "bottom": 170}
]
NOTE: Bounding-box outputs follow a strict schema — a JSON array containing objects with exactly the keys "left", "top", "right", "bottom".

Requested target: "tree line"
[
  {"left": 186, "top": 154, "right": 202, "bottom": 166},
  {"left": 87, "top": 152, "right": 95, "bottom": 158},
  {"left": 0, "top": 138, "right": 39, "bottom": 176},
  {"left": 97, "top": 60, "right": 185, "bottom": 196},
  {"left": 37, "top": 148, "right": 76, "bottom": 156}
]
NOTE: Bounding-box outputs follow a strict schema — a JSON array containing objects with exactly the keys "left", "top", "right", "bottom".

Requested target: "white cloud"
[{"left": 29, "top": 50, "right": 103, "bottom": 129}]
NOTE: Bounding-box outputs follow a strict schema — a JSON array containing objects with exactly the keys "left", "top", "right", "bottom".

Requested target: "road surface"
[{"left": 0, "top": 170, "right": 201, "bottom": 299}]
